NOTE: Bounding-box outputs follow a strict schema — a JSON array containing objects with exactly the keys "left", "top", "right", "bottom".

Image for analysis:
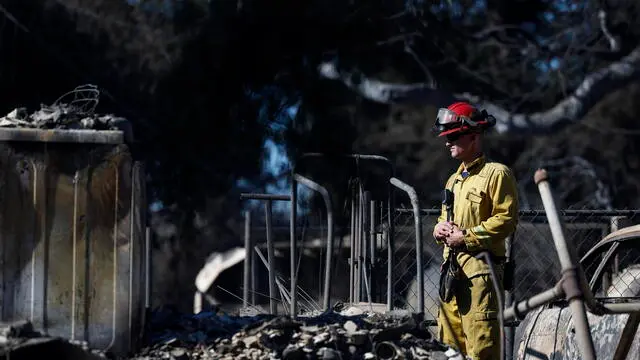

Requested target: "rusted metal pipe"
[
  {"left": 390, "top": 177, "right": 423, "bottom": 314},
  {"left": 534, "top": 168, "right": 596, "bottom": 360},
  {"left": 293, "top": 174, "right": 334, "bottom": 311},
  {"left": 602, "top": 302, "right": 640, "bottom": 312},
  {"left": 503, "top": 285, "right": 563, "bottom": 321},
  {"left": 503, "top": 275, "right": 640, "bottom": 321}
]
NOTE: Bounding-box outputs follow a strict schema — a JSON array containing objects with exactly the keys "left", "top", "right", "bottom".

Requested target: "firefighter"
[{"left": 431, "top": 101, "right": 519, "bottom": 360}]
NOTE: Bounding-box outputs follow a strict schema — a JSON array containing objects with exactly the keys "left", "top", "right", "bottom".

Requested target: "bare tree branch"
[
  {"left": 318, "top": 45, "right": 640, "bottom": 134},
  {"left": 598, "top": 10, "right": 620, "bottom": 52},
  {"left": 317, "top": 61, "right": 457, "bottom": 106}
]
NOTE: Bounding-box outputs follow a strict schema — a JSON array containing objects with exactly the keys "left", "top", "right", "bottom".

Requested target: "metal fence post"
[
  {"left": 369, "top": 198, "right": 377, "bottom": 302},
  {"left": 362, "top": 191, "right": 372, "bottom": 304},
  {"left": 293, "top": 174, "right": 334, "bottom": 311},
  {"left": 349, "top": 187, "right": 356, "bottom": 304},
  {"left": 289, "top": 178, "right": 297, "bottom": 317},
  {"left": 264, "top": 200, "right": 277, "bottom": 314},
  {"left": 504, "top": 235, "right": 514, "bottom": 360},
  {"left": 243, "top": 211, "right": 252, "bottom": 307},
  {"left": 355, "top": 189, "right": 362, "bottom": 302},
  {"left": 387, "top": 187, "right": 395, "bottom": 312},
  {"left": 390, "top": 178, "right": 423, "bottom": 313}
]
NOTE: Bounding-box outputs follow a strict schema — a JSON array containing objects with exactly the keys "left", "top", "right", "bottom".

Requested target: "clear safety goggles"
[
  {"left": 432, "top": 107, "right": 495, "bottom": 137},
  {"left": 434, "top": 108, "right": 482, "bottom": 130}
]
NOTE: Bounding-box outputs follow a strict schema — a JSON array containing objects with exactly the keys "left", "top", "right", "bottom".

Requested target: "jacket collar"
[{"left": 455, "top": 155, "right": 486, "bottom": 179}]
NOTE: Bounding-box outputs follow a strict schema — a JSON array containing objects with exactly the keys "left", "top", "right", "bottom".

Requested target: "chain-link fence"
[
  {"left": 240, "top": 203, "right": 640, "bottom": 315},
  {"left": 388, "top": 208, "right": 640, "bottom": 315},
  {"left": 363, "top": 206, "right": 640, "bottom": 358}
]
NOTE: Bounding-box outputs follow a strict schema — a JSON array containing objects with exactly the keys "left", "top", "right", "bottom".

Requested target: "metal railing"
[
  {"left": 238, "top": 175, "right": 640, "bottom": 318},
  {"left": 236, "top": 153, "right": 640, "bottom": 359},
  {"left": 239, "top": 153, "right": 396, "bottom": 316}
]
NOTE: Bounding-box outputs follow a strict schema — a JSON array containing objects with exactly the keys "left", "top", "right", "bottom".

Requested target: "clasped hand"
[{"left": 434, "top": 221, "right": 466, "bottom": 248}]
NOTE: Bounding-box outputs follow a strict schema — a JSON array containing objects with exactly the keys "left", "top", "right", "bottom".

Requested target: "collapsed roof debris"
[
  {"left": 0, "top": 85, "right": 131, "bottom": 134},
  {"left": 131, "top": 306, "right": 465, "bottom": 360},
  {"left": 0, "top": 106, "right": 129, "bottom": 131}
]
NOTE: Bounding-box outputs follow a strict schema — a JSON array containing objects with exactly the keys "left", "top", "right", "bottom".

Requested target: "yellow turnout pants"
[{"left": 437, "top": 274, "right": 502, "bottom": 360}]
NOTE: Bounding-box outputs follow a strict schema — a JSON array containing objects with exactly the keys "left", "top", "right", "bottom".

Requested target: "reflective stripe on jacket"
[{"left": 435, "top": 155, "right": 519, "bottom": 278}]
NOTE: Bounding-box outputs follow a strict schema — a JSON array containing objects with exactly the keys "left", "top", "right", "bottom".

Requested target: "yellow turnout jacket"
[{"left": 435, "top": 155, "right": 519, "bottom": 279}]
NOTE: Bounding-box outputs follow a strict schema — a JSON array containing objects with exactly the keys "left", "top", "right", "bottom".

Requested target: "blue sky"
[{"left": 236, "top": 99, "right": 313, "bottom": 217}]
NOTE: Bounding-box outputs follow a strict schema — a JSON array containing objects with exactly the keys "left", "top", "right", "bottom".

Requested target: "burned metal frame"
[
  {"left": 239, "top": 193, "right": 291, "bottom": 315},
  {"left": 389, "top": 178, "right": 424, "bottom": 313},
  {"left": 293, "top": 174, "right": 334, "bottom": 312},
  {"left": 0, "top": 130, "right": 146, "bottom": 355},
  {"left": 351, "top": 188, "right": 377, "bottom": 305},
  {"left": 503, "top": 178, "right": 640, "bottom": 321},
  {"left": 499, "top": 169, "right": 640, "bottom": 360},
  {"left": 580, "top": 224, "right": 640, "bottom": 293},
  {"left": 584, "top": 239, "right": 640, "bottom": 295},
  {"left": 291, "top": 153, "right": 395, "bottom": 314}
]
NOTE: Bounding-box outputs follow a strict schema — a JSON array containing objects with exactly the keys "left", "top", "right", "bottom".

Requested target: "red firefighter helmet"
[{"left": 432, "top": 102, "right": 496, "bottom": 137}]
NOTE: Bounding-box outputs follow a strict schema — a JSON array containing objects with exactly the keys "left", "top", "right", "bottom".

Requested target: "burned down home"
[
  {"left": 0, "top": 87, "right": 638, "bottom": 360},
  {"left": 0, "top": 88, "right": 463, "bottom": 360}
]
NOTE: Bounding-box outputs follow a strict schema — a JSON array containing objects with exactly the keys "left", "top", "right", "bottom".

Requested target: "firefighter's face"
[{"left": 445, "top": 132, "right": 476, "bottom": 160}]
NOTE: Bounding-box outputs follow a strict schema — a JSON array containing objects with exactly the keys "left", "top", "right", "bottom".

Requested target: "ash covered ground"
[
  {"left": 129, "top": 305, "right": 464, "bottom": 360},
  {"left": 0, "top": 306, "right": 465, "bottom": 360}
]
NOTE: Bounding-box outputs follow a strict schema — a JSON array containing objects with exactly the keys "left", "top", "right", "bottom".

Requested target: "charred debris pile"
[
  {"left": 131, "top": 306, "right": 463, "bottom": 360},
  {"left": 0, "top": 85, "right": 130, "bottom": 134}
]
